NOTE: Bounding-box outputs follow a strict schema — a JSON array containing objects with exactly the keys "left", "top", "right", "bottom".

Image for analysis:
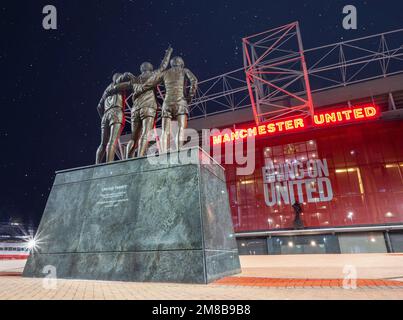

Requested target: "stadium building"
[
  {"left": 121, "top": 24, "right": 403, "bottom": 255},
  {"left": 190, "top": 75, "right": 403, "bottom": 255}
]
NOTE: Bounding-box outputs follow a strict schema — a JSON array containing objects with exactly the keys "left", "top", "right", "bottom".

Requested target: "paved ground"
[
  {"left": 3, "top": 254, "right": 403, "bottom": 279},
  {"left": 1, "top": 276, "right": 403, "bottom": 300},
  {"left": 0, "top": 259, "right": 25, "bottom": 274},
  {"left": 1, "top": 254, "right": 403, "bottom": 300},
  {"left": 239, "top": 254, "right": 403, "bottom": 280},
  {"left": 215, "top": 276, "right": 403, "bottom": 288}
]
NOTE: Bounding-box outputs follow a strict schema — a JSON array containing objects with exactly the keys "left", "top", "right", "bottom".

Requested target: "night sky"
[{"left": 1, "top": 0, "right": 402, "bottom": 226}]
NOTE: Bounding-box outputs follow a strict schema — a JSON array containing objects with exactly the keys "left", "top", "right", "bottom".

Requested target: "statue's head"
[
  {"left": 170, "top": 56, "right": 184, "bottom": 68},
  {"left": 140, "top": 62, "right": 154, "bottom": 73},
  {"left": 120, "top": 72, "right": 134, "bottom": 82},
  {"left": 112, "top": 73, "right": 122, "bottom": 83}
]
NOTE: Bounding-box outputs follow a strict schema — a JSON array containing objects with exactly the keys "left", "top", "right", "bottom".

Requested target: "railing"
[
  {"left": 236, "top": 224, "right": 403, "bottom": 238},
  {"left": 187, "top": 27, "right": 403, "bottom": 120}
]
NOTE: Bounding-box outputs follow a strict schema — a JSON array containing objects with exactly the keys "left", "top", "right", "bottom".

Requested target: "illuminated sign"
[
  {"left": 313, "top": 105, "right": 379, "bottom": 126},
  {"left": 212, "top": 117, "right": 306, "bottom": 145},
  {"left": 262, "top": 158, "right": 333, "bottom": 206},
  {"left": 211, "top": 105, "right": 380, "bottom": 145}
]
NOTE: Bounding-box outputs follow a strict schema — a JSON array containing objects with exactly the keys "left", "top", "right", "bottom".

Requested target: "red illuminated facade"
[
  {"left": 191, "top": 86, "right": 403, "bottom": 254},
  {"left": 222, "top": 119, "right": 402, "bottom": 232},
  {"left": 185, "top": 25, "right": 403, "bottom": 254}
]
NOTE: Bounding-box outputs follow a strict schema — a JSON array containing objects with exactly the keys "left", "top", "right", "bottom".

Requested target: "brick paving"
[
  {"left": 1, "top": 254, "right": 403, "bottom": 300},
  {"left": 213, "top": 276, "right": 403, "bottom": 288},
  {"left": 239, "top": 254, "right": 403, "bottom": 279},
  {"left": 0, "top": 276, "right": 403, "bottom": 300}
]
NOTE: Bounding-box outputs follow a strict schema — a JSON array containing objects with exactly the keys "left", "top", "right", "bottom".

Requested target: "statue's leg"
[
  {"left": 95, "top": 122, "right": 109, "bottom": 164},
  {"left": 138, "top": 117, "right": 155, "bottom": 157},
  {"left": 177, "top": 114, "right": 188, "bottom": 150},
  {"left": 106, "top": 122, "right": 123, "bottom": 163},
  {"left": 126, "top": 115, "right": 141, "bottom": 159},
  {"left": 161, "top": 117, "right": 171, "bottom": 153}
]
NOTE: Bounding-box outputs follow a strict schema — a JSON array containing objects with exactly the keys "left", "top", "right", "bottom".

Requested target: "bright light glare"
[{"left": 26, "top": 238, "right": 37, "bottom": 250}]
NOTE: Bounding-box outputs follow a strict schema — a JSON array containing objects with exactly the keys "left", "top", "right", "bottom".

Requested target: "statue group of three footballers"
[{"left": 95, "top": 47, "right": 198, "bottom": 164}]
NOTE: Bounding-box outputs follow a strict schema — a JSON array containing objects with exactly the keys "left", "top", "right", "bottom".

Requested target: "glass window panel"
[
  {"left": 338, "top": 233, "right": 387, "bottom": 254},
  {"left": 237, "top": 238, "right": 268, "bottom": 255},
  {"left": 390, "top": 232, "right": 403, "bottom": 253}
]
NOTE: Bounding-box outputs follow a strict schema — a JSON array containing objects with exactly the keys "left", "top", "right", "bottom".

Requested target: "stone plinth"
[{"left": 23, "top": 147, "right": 240, "bottom": 284}]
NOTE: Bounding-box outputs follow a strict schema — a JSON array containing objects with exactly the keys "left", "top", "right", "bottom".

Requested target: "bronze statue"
[
  {"left": 136, "top": 56, "right": 198, "bottom": 152},
  {"left": 99, "top": 49, "right": 197, "bottom": 160},
  {"left": 106, "top": 47, "right": 173, "bottom": 158},
  {"left": 128, "top": 47, "right": 173, "bottom": 157},
  {"left": 95, "top": 73, "right": 132, "bottom": 164}
]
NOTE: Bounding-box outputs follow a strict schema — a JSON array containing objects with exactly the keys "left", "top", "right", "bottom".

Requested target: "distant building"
[{"left": 0, "top": 222, "right": 34, "bottom": 260}]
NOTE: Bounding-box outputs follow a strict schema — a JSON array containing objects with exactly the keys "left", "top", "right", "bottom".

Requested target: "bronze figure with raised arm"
[
  {"left": 129, "top": 46, "right": 173, "bottom": 157},
  {"left": 136, "top": 55, "right": 198, "bottom": 152}
]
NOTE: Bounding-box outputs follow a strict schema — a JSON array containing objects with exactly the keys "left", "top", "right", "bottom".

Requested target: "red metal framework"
[
  {"left": 186, "top": 27, "right": 403, "bottom": 121},
  {"left": 242, "top": 22, "right": 314, "bottom": 125},
  {"left": 117, "top": 25, "right": 403, "bottom": 159}
]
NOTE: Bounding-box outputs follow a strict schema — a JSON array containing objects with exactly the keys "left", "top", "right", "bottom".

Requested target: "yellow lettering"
[
  {"left": 353, "top": 108, "right": 364, "bottom": 119},
  {"left": 231, "top": 131, "right": 239, "bottom": 141},
  {"left": 213, "top": 135, "right": 222, "bottom": 145},
  {"left": 364, "top": 106, "right": 377, "bottom": 118},
  {"left": 248, "top": 127, "right": 257, "bottom": 137},
  {"left": 294, "top": 118, "right": 305, "bottom": 128},
  {"left": 276, "top": 121, "right": 285, "bottom": 131},
  {"left": 285, "top": 120, "right": 294, "bottom": 130},
  {"left": 325, "top": 113, "right": 337, "bottom": 123},
  {"left": 267, "top": 123, "right": 276, "bottom": 133},
  {"left": 314, "top": 114, "right": 324, "bottom": 125},
  {"left": 223, "top": 134, "right": 231, "bottom": 143},
  {"left": 341, "top": 110, "right": 353, "bottom": 120},
  {"left": 239, "top": 129, "right": 248, "bottom": 139}
]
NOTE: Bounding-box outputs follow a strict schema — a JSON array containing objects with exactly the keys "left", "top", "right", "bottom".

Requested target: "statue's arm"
[
  {"left": 97, "top": 100, "right": 104, "bottom": 118},
  {"left": 107, "top": 81, "right": 134, "bottom": 96},
  {"left": 135, "top": 47, "right": 172, "bottom": 97},
  {"left": 133, "top": 71, "right": 164, "bottom": 98},
  {"left": 184, "top": 68, "right": 198, "bottom": 102},
  {"left": 103, "top": 74, "right": 139, "bottom": 97},
  {"left": 156, "top": 46, "right": 173, "bottom": 73},
  {"left": 97, "top": 86, "right": 111, "bottom": 118},
  {"left": 119, "top": 72, "right": 136, "bottom": 82},
  {"left": 97, "top": 102, "right": 104, "bottom": 118}
]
